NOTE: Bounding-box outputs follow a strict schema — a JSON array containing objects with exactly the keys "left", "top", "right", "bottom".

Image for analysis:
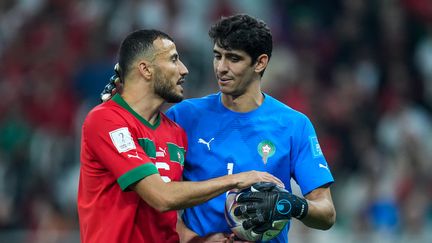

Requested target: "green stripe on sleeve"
[
  {"left": 167, "top": 143, "right": 185, "bottom": 166},
  {"left": 138, "top": 138, "right": 156, "bottom": 158},
  {"left": 117, "top": 163, "right": 159, "bottom": 191}
]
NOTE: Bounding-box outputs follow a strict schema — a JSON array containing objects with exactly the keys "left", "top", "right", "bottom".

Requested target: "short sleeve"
[
  {"left": 291, "top": 115, "right": 334, "bottom": 195},
  {"left": 82, "top": 109, "right": 158, "bottom": 190}
]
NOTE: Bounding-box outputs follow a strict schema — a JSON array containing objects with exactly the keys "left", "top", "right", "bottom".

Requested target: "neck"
[
  {"left": 221, "top": 84, "right": 264, "bottom": 113},
  {"left": 121, "top": 85, "right": 164, "bottom": 125}
]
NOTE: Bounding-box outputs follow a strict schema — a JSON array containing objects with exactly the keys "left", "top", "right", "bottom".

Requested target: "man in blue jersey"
[
  {"left": 100, "top": 15, "right": 336, "bottom": 242},
  {"left": 165, "top": 14, "right": 336, "bottom": 242}
]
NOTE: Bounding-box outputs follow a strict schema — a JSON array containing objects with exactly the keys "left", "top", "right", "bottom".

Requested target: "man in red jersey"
[{"left": 77, "top": 29, "right": 283, "bottom": 243}]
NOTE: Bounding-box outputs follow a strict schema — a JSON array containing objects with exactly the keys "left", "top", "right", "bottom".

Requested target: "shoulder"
[
  {"left": 160, "top": 112, "right": 184, "bottom": 130},
  {"left": 160, "top": 113, "right": 188, "bottom": 144},
  {"left": 169, "top": 93, "right": 219, "bottom": 112},
  {"left": 264, "top": 94, "right": 310, "bottom": 123},
  {"left": 84, "top": 101, "right": 127, "bottom": 127},
  {"left": 165, "top": 93, "right": 220, "bottom": 124}
]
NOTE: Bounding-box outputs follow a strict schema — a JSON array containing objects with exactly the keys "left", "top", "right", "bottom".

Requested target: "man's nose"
[
  {"left": 216, "top": 59, "right": 228, "bottom": 73},
  {"left": 179, "top": 61, "right": 189, "bottom": 76}
]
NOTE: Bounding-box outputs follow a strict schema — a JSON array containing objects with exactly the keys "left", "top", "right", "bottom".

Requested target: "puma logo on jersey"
[
  {"left": 127, "top": 151, "right": 142, "bottom": 160},
  {"left": 198, "top": 138, "right": 214, "bottom": 151},
  {"left": 319, "top": 163, "right": 329, "bottom": 171},
  {"left": 156, "top": 147, "right": 167, "bottom": 157}
]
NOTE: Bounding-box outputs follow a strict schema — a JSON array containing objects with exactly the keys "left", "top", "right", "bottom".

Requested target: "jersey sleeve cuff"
[
  {"left": 301, "top": 179, "right": 334, "bottom": 196},
  {"left": 117, "top": 163, "right": 159, "bottom": 191}
]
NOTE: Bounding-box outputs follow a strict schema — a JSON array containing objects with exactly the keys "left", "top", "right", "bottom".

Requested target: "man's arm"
[
  {"left": 131, "top": 171, "right": 283, "bottom": 212},
  {"left": 301, "top": 187, "right": 336, "bottom": 230}
]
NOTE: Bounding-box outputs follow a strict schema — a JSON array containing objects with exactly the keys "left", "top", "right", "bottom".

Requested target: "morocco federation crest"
[{"left": 257, "top": 140, "right": 276, "bottom": 164}]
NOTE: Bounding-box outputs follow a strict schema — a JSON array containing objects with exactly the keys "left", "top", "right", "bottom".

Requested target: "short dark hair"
[
  {"left": 118, "top": 29, "right": 173, "bottom": 81},
  {"left": 209, "top": 14, "right": 272, "bottom": 66}
]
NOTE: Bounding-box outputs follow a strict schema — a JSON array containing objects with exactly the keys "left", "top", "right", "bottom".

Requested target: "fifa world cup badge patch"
[
  {"left": 309, "top": 136, "right": 323, "bottom": 158},
  {"left": 257, "top": 140, "right": 276, "bottom": 164},
  {"left": 109, "top": 127, "right": 136, "bottom": 153}
]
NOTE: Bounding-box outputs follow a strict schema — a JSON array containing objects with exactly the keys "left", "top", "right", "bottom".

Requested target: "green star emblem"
[{"left": 257, "top": 140, "right": 276, "bottom": 164}]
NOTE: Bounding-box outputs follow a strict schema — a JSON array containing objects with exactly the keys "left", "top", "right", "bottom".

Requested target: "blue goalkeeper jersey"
[{"left": 166, "top": 93, "right": 334, "bottom": 243}]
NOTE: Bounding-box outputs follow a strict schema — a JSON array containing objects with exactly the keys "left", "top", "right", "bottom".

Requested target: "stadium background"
[{"left": 1, "top": 0, "right": 432, "bottom": 242}]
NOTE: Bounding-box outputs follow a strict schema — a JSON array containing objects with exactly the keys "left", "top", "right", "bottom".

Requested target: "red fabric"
[{"left": 78, "top": 99, "right": 187, "bottom": 243}]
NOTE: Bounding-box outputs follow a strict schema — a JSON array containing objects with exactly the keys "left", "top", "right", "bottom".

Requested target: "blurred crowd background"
[{"left": 1, "top": 0, "right": 432, "bottom": 242}]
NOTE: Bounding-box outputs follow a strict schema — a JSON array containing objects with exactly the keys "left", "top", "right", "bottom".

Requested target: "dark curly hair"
[
  {"left": 209, "top": 14, "right": 272, "bottom": 74},
  {"left": 118, "top": 29, "right": 173, "bottom": 81}
]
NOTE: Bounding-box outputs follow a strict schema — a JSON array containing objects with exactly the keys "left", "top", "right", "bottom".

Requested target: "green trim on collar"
[
  {"left": 117, "top": 163, "right": 159, "bottom": 191},
  {"left": 112, "top": 93, "right": 161, "bottom": 130}
]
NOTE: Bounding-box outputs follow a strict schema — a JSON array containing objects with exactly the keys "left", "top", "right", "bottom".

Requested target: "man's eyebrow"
[
  {"left": 226, "top": 53, "right": 242, "bottom": 58},
  {"left": 213, "top": 49, "right": 241, "bottom": 57}
]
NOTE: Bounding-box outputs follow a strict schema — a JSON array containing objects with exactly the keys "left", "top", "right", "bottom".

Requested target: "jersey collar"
[
  {"left": 112, "top": 93, "right": 161, "bottom": 130},
  {"left": 217, "top": 92, "right": 268, "bottom": 115}
]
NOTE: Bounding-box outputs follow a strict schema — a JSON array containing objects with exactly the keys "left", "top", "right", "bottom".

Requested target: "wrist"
[
  {"left": 277, "top": 192, "right": 308, "bottom": 220},
  {"left": 225, "top": 174, "right": 241, "bottom": 191},
  {"left": 293, "top": 196, "right": 308, "bottom": 219}
]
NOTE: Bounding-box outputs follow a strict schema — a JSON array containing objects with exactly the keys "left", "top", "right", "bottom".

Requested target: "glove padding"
[
  {"left": 100, "top": 74, "right": 118, "bottom": 102},
  {"left": 234, "top": 182, "right": 308, "bottom": 234},
  {"left": 100, "top": 63, "right": 122, "bottom": 102}
]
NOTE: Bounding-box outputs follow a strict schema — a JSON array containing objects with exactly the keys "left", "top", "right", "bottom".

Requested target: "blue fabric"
[{"left": 166, "top": 93, "right": 334, "bottom": 243}]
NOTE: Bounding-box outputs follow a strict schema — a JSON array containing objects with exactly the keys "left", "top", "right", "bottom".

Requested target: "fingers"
[
  {"left": 263, "top": 174, "right": 284, "bottom": 188},
  {"left": 233, "top": 171, "right": 284, "bottom": 190},
  {"left": 242, "top": 214, "right": 265, "bottom": 230},
  {"left": 251, "top": 222, "right": 272, "bottom": 234},
  {"left": 236, "top": 192, "right": 264, "bottom": 203},
  {"left": 233, "top": 203, "right": 258, "bottom": 216},
  {"left": 227, "top": 233, "right": 253, "bottom": 243},
  {"left": 110, "top": 74, "right": 118, "bottom": 83},
  {"left": 101, "top": 84, "right": 115, "bottom": 102},
  {"left": 251, "top": 182, "right": 276, "bottom": 192},
  {"left": 254, "top": 171, "right": 284, "bottom": 188}
]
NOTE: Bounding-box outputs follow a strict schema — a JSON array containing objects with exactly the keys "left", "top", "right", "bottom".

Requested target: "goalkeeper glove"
[
  {"left": 234, "top": 182, "right": 308, "bottom": 233},
  {"left": 100, "top": 74, "right": 118, "bottom": 102},
  {"left": 100, "top": 63, "right": 121, "bottom": 102}
]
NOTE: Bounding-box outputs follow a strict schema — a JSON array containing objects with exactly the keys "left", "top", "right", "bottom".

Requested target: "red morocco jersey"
[{"left": 78, "top": 94, "right": 187, "bottom": 243}]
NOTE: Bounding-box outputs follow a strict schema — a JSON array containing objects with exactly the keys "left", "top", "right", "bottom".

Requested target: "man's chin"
[
  {"left": 219, "top": 87, "right": 235, "bottom": 96},
  {"left": 165, "top": 95, "right": 184, "bottom": 103}
]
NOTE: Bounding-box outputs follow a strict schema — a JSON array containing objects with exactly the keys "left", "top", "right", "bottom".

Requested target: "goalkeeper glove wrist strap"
[{"left": 276, "top": 193, "right": 308, "bottom": 220}]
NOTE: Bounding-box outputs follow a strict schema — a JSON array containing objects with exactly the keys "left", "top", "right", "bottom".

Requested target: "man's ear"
[
  {"left": 254, "top": 54, "right": 269, "bottom": 74},
  {"left": 138, "top": 61, "right": 152, "bottom": 80}
]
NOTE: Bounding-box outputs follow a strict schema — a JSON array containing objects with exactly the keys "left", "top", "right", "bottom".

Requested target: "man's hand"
[
  {"left": 100, "top": 63, "right": 122, "bottom": 102},
  {"left": 232, "top": 171, "right": 284, "bottom": 190},
  {"left": 234, "top": 182, "right": 308, "bottom": 234},
  {"left": 100, "top": 74, "right": 119, "bottom": 102}
]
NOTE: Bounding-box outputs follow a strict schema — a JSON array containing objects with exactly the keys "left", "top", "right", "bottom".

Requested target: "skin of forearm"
[
  {"left": 301, "top": 188, "right": 336, "bottom": 230},
  {"left": 163, "top": 176, "right": 239, "bottom": 211},
  {"left": 133, "top": 174, "right": 238, "bottom": 212},
  {"left": 301, "top": 197, "right": 336, "bottom": 229}
]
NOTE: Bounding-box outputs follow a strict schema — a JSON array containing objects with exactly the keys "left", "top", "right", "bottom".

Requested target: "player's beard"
[{"left": 154, "top": 69, "right": 184, "bottom": 103}]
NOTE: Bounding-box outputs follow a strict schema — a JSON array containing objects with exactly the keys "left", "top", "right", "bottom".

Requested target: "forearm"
[
  {"left": 301, "top": 188, "right": 336, "bottom": 230},
  {"left": 163, "top": 175, "right": 238, "bottom": 210},
  {"left": 133, "top": 171, "right": 283, "bottom": 212},
  {"left": 133, "top": 174, "right": 238, "bottom": 212}
]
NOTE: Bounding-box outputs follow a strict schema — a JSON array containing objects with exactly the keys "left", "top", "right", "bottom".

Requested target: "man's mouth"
[
  {"left": 177, "top": 78, "right": 185, "bottom": 85},
  {"left": 218, "top": 77, "right": 232, "bottom": 83}
]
